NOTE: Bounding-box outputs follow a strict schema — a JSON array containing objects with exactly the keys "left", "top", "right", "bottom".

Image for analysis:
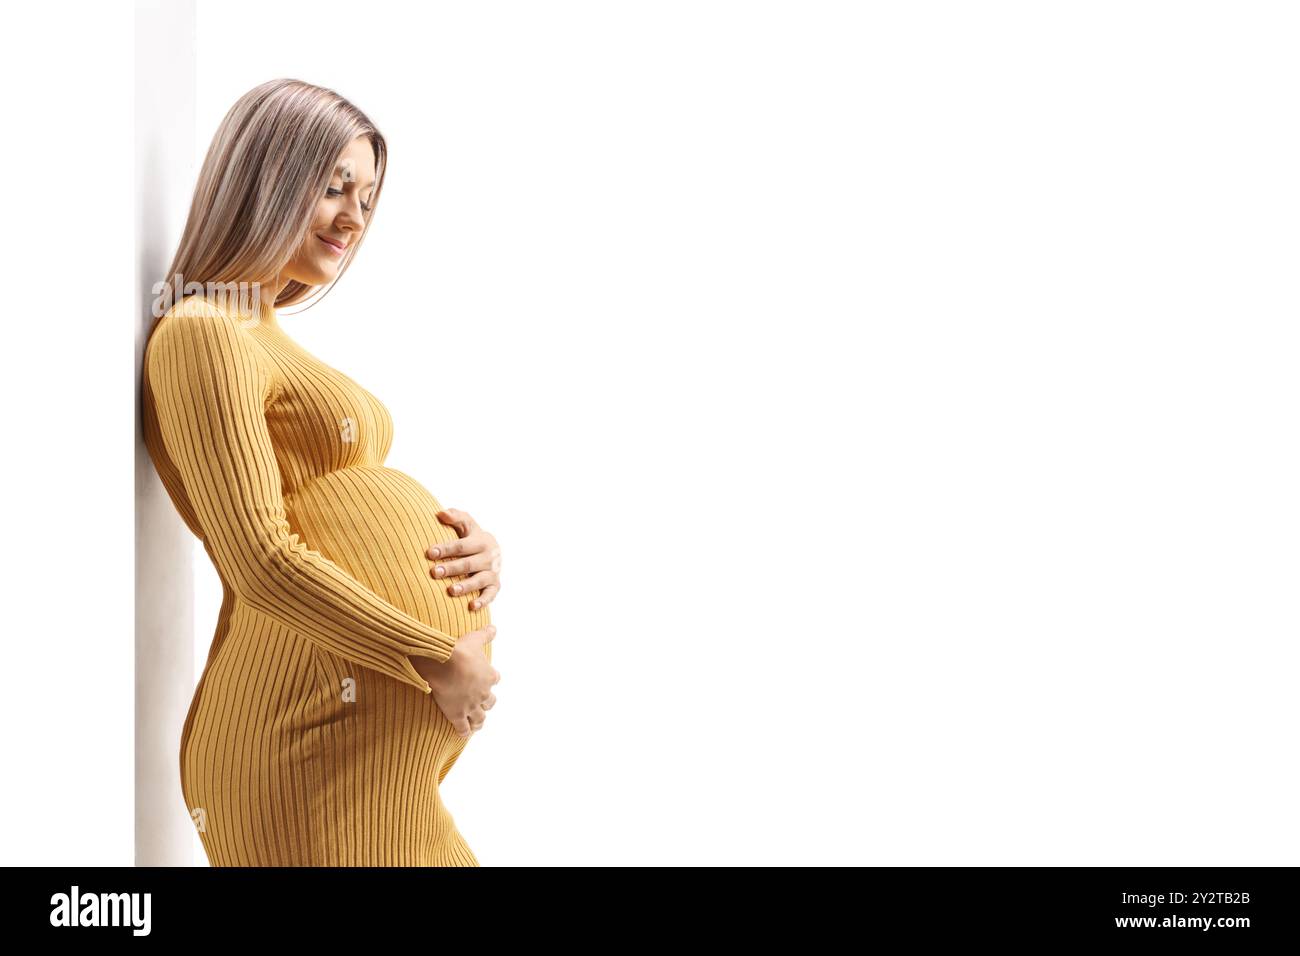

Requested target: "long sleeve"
[{"left": 144, "top": 307, "right": 458, "bottom": 694}]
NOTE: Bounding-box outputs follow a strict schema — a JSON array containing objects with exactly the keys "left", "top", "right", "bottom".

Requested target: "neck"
[
  {"left": 253, "top": 276, "right": 292, "bottom": 329},
  {"left": 251, "top": 293, "right": 280, "bottom": 330},
  {"left": 219, "top": 284, "right": 280, "bottom": 331}
]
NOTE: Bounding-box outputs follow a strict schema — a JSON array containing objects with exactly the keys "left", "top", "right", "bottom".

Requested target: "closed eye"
[{"left": 326, "top": 186, "right": 372, "bottom": 213}]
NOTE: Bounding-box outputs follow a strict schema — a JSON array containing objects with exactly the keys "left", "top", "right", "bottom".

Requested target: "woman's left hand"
[{"left": 427, "top": 508, "right": 502, "bottom": 610}]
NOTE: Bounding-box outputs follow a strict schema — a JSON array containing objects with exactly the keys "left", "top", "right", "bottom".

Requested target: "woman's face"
[{"left": 282, "top": 135, "right": 377, "bottom": 287}]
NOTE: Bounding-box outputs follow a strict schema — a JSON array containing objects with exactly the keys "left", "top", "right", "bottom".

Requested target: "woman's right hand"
[{"left": 415, "top": 625, "right": 499, "bottom": 738}]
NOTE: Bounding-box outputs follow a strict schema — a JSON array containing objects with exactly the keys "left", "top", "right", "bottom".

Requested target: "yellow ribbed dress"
[{"left": 141, "top": 292, "right": 492, "bottom": 866}]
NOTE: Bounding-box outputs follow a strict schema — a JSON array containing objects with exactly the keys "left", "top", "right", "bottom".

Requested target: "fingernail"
[
  {"left": 428, "top": 547, "right": 440, "bottom": 558},
  {"left": 452, "top": 584, "right": 462, "bottom": 594},
  {"left": 434, "top": 565, "right": 444, "bottom": 577}
]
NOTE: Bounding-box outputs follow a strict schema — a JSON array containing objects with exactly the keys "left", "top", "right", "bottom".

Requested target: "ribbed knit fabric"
[{"left": 141, "top": 292, "right": 492, "bottom": 866}]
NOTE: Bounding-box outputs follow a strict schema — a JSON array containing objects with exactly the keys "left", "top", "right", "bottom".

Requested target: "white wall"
[{"left": 135, "top": 0, "right": 199, "bottom": 866}]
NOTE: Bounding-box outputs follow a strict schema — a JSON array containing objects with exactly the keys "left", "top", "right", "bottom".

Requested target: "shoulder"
[
  {"left": 157, "top": 291, "right": 257, "bottom": 328},
  {"left": 149, "top": 294, "right": 258, "bottom": 346},
  {"left": 165, "top": 293, "right": 229, "bottom": 320},
  {"left": 145, "top": 293, "right": 267, "bottom": 375}
]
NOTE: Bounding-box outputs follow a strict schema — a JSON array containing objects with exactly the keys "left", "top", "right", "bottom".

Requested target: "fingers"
[
  {"left": 426, "top": 533, "right": 477, "bottom": 559},
  {"left": 436, "top": 510, "right": 470, "bottom": 537},
  {"left": 428, "top": 511, "right": 499, "bottom": 568},
  {"left": 456, "top": 707, "right": 485, "bottom": 737},
  {"left": 454, "top": 694, "right": 493, "bottom": 738},
  {"left": 441, "top": 567, "right": 499, "bottom": 611},
  {"left": 430, "top": 548, "right": 496, "bottom": 579},
  {"left": 447, "top": 570, "right": 494, "bottom": 598},
  {"left": 470, "top": 584, "right": 499, "bottom": 611},
  {"left": 426, "top": 539, "right": 461, "bottom": 559},
  {"left": 459, "top": 624, "right": 497, "bottom": 649},
  {"left": 426, "top": 511, "right": 504, "bottom": 609},
  {"left": 437, "top": 508, "right": 480, "bottom": 537},
  {"left": 426, "top": 522, "right": 486, "bottom": 560}
]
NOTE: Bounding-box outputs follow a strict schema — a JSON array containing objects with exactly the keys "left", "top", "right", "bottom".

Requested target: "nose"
[{"left": 336, "top": 194, "right": 366, "bottom": 231}]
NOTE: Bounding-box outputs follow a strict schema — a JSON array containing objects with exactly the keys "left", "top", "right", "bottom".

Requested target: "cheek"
[
  {"left": 304, "top": 223, "right": 332, "bottom": 256},
  {"left": 293, "top": 235, "right": 319, "bottom": 266},
  {"left": 306, "top": 205, "right": 336, "bottom": 242}
]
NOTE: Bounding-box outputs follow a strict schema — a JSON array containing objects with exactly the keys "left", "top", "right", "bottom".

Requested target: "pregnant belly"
[{"left": 284, "top": 465, "right": 492, "bottom": 646}]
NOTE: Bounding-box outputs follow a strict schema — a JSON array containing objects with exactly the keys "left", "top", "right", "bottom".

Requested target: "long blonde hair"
[{"left": 155, "top": 78, "right": 387, "bottom": 319}]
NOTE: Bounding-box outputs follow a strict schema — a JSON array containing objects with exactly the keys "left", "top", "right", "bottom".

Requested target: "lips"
[{"left": 317, "top": 234, "right": 348, "bottom": 254}]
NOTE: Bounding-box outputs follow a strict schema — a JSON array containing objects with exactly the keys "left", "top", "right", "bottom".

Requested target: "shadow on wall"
[{"left": 134, "top": 0, "right": 201, "bottom": 867}]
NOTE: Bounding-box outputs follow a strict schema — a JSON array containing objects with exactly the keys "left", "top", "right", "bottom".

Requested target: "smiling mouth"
[{"left": 317, "top": 234, "right": 347, "bottom": 254}]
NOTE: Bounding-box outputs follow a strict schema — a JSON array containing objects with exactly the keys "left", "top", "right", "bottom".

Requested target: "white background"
[{"left": 4, "top": 0, "right": 1299, "bottom": 865}]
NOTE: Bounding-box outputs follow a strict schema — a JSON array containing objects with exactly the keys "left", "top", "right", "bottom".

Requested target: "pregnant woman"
[{"left": 141, "top": 79, "right": 502, "bottom": 866}]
